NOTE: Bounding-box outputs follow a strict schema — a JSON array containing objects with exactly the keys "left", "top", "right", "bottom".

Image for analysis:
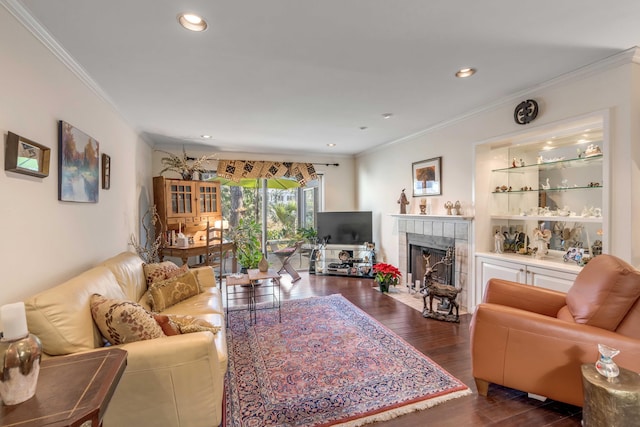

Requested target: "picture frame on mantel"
[
  {"left": 5, "top": 131, "right": 51, "bottom": 178},
  {"left": 102, "top": 154, "right": 111, "bottom": 189},
  {"left": 412, "top": 157, "right": 441, "bottom": 197},
  {"left": 58, "top": 121, "right": 100, "bottom": 203}
]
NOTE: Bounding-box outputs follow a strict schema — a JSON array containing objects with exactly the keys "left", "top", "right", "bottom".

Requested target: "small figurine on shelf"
[
  {"left": 585, "top": 144, "right": 602, "bottom": 157},
  {"left": 541, "top": 178, "right": 551, "bottom": 190},
  {"left": 494, "top": 230, "right": 505, "bottom": 253},
  {"left": 531, "top": 226, "right": 552, "bottom": 259},
  {"left": 512, "top": 157, "right": 518, "bottom": 168},
  {"left": 397, "top": 188, "right": 410, "bottom": 214},
  {"left": 454, "top": 200, "right": 461, "bottom": 215},
  {"left": 520, "top": 158, "right": 525, "bottom": 167},
  {"left": 444, "top": 201, "right": 453, "bottom": 215}
]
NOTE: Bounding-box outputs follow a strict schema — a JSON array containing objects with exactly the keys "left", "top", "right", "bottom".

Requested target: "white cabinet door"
[
  {"left": 526, "top": 266, "right": 577, "bottom": 293},
  {"left": 476, "top": 257, "right": 527, "bottom": 302}
]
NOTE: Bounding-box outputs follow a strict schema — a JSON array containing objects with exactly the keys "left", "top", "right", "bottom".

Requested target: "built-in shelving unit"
[{"left": 472, "top": 113, "right": 609, "bottom": 310}]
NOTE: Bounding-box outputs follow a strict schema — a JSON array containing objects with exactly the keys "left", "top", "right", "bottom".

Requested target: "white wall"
[
  {"left": 0, "top": 7, "right": 152, "bottom": 305},
  {"left": 357, "top": 56, "right": 640, "bottom": 268}
]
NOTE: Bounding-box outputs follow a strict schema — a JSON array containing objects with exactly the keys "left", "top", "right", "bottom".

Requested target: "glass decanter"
[{"left": 595, "top": 343, "right": 620, "bottom": 379}]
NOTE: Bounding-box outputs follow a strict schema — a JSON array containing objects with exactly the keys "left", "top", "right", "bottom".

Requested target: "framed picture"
[
  {"left": 5, "top": 131, "right": 51, "bottom": 178},
  {"left": 58, "top": 121, "right": 100, "bottom": 203},
  {"left": 412, "top": 157, "right": 442, "bottom": 197},
  {"left": 102, "top": 153, "right": 111, "bottom": 189}
]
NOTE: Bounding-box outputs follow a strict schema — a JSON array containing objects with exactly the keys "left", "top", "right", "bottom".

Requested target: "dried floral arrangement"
[
  {"left": 157, "top": 147, "right": 217, "bottom": 180},
  {"left": 129, "top": 205, "right": 164, "bottom": 263}
]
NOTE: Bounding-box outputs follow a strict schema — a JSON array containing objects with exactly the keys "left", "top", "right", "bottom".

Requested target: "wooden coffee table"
[{"left": 1, "top": 348, "right": 127, "bottom": 427}]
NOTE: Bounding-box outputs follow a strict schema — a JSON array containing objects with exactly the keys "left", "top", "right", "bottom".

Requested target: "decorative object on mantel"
[
  {"left": 444, "top": 201, "right": 453, "bottom": 215},
  {"left": 5, "top": 131, "right": 51, "bottom": 178},
  {"left": 373, "top": 262, "right": 402, "bottom": 293},
  {"left": 513, "top": 99, "right": 539, "bottom": 125},
  {"left": 397, "top": 189, "right": 410, "bottom": 214},
  {"left": 419, "top": 198, "right": 427, "bottom": 215},
  {"left": 58, "top": 121, "right": 99, "bottom": 203},
  {"left": 129, "top": 205, "right": 164, "bottom": 263},
  {"left": 157, "top": 147, "right": 216, "bottom": 181},
  {"left": 0, "top": 302, "right": 42, "bottom": 405},
  {"left": 412, "top": 157, "right": 442, "bottom": 197},
  {"left": 454, "top": 200, "right": 461, "bottom": 215},
  {"left": 216, "top": 159, "right": 317, "bottom": 186}
]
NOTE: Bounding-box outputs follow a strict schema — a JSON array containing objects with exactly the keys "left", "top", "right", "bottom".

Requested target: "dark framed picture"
[
  {"left": 58, "top": 121, "right": 100, "bottom": 203},
  {"left": 5, "top": 131, "right": 51, "bottom": 178},
  {"left": 102, "top": 153, "right": 111, "bottom": 189},
  {"left": 412, "top": 157, "right": 442, "bottom": 197}
]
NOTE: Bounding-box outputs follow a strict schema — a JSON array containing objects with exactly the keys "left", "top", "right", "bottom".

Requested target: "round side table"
[{"left": 581, "top": 363, "right": 640, "bottom": 426}]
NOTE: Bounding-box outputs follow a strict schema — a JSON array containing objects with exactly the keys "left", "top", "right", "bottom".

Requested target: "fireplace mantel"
[{"left": 390, "top": 213, "right": 474, "bottom": 221}]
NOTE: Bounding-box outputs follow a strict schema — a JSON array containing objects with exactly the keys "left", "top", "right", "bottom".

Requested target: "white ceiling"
[{"left": 6, "top": 0, "right": 640, "bottom": 156}]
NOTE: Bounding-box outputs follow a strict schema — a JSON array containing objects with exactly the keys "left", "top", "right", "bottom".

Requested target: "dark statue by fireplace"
[{"left": 421, "top": 247, "right": 461, "bottom": 323}]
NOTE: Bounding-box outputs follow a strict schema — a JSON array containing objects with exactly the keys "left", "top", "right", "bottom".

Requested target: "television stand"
[{"left": 311, "top": 243, "right": 375, "bottom": 278}]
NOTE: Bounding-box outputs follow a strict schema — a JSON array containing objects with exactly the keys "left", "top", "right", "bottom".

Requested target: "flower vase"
[
  {"left": 258, "top": 255, "right": 269, "bottom": 272},
  {"left": 378, "top": 281, "right": 390, "bottom": 293}
]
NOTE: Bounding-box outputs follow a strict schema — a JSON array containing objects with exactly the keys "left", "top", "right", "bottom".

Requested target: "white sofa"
[{"left": 24, "top": 252, "right": 227, "bottom": 427}]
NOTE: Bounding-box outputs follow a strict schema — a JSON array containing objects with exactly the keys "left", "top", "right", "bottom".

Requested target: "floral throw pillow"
[
  {"left": 143, "top": 261, "right": 187, "bottom": 287},
  {"left": 147, "top": 271, "right": 202, "bottom": 312},
  {"left": 90, "top": 294, "right": 166, "bottom": 345}
]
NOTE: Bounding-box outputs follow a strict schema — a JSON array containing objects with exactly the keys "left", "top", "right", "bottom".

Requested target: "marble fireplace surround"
[{"left": 392, "top": 214, "right": 473, "bottom": 311}]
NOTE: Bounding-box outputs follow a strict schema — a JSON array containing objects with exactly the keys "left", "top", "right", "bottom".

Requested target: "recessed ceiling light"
[
  {"left": 327, "top": 143, "right": 336, "bottom": 147},
  {"left": 201, "top": 135, "right": 213, "bottom": 139},
  {"left": 382, "top": 113, "right": 393, "bottom": 119},
  {"left": 455, "top": 67, "right": 476, "bottom": 78},
  {"left": 178, "top": 13, "right": 208, "bottom": 32}
]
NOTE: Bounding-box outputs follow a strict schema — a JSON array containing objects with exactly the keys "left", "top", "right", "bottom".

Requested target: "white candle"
[
  {"left": 1, "top": 302, "right": 29, "bottom": 341},
  {"left": 407, "top": 273, "right": 412, "bottom": 287}
]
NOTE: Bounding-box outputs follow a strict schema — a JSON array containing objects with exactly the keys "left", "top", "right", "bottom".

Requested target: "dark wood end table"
[{"left": 1, "top": 348, "right": 127, "bottom": 427}]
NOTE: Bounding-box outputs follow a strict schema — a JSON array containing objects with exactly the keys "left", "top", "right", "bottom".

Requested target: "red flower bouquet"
[{"left": 373, "top": 263, "right": 402, "bottom": 292}]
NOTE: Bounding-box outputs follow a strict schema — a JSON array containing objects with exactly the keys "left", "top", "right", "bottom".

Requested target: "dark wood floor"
[{"left": 230, "top": 271, "right": 583, "bottom": 426}]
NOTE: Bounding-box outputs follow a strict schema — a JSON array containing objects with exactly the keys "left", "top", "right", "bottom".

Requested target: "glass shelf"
[
  {"left": 492, "top": 154, "right": 603, "bottom": 173},
  {"left": 491, "top": 214, "right": 603, "bottom": 223},
  {"left": 492, "top": 185, "right": 602, "bottom": 194}
]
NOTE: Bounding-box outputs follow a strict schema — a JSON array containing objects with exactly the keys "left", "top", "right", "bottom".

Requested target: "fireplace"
[
  {"left": 408, "top": 234, "right": 455, "bottom": 291},
  {"left": 394, "top": 214, "right": 472, "bottom": 311}
]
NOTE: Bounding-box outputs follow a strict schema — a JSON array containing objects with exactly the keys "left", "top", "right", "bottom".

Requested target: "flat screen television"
[{"left": 317, "top": 211, "right": 373, "bottom": 245}]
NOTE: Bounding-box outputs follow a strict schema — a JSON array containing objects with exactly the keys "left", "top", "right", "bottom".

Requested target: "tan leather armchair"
[{"left": 470, "top": 254, "right": 640, "bottom": 407}]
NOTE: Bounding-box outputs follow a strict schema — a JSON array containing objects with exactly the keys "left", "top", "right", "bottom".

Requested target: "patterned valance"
[{"left": 217, "top": 160, "right": 318, "bottom": 186}]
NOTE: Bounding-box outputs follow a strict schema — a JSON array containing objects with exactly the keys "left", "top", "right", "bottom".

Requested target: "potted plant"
[
  {"left": 296, "top": 226, "right": 318, "bottom": 245},
  {"left": 156, "top": 147, "right": 216, "bottom": 180},
  {"left": 372, "top": 262, "right": 402, "bottom": 293},
  {"left": 229, "top": 217, "right": 263, "bottom": 271}
]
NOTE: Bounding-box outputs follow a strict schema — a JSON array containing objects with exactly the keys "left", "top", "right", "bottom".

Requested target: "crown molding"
[
  {"left": 360, "top": 46, "right": 640, "bottom": 157},
  {"left": 1, "top": 0, "right": 118, "bottom": 109}
]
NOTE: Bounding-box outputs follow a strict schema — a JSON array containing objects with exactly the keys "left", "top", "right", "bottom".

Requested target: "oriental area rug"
[{"left": 224, "top": 294, "right": 471, "bottom": 427}]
